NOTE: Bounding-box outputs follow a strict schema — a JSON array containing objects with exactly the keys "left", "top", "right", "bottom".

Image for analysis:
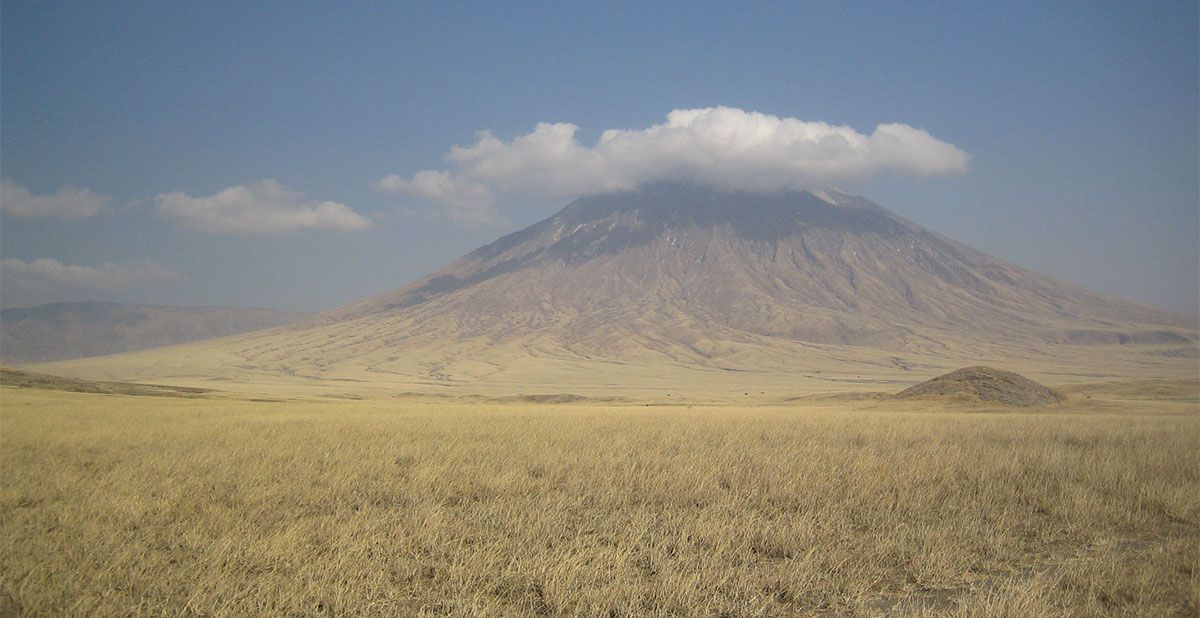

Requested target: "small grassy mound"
[{"left": 896, "top": 366, "right": 1067, "bottom": 407}]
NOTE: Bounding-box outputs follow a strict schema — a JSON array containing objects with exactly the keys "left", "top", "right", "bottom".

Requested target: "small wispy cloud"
[
  {"left": 156, "top": 180, "right": 370, "bottom": 234},
  {"left": 0, "top": 257, "right": 181, "bottom": 308},
  {"left": 0, "top": 179, "right": 113, "bottom": 219},
  {"left": 374, "top": 106, "right": 970, "bottom": 223}
]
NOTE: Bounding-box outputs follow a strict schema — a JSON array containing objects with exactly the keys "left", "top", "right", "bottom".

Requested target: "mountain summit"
[
  {"left": 324, "top": 183, "right": 1190, "bottom": 351},
  {"left": 43, "top": 184, "right": 1197, "bottom": 391}
]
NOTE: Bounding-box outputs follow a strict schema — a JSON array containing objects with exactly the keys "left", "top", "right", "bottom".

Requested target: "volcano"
[{"left": 42, "top": 184, "right": 1197, "bottom": 393}]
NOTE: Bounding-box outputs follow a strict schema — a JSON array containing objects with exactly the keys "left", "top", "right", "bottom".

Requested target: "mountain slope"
[
  {"left": 1, "top": 301, "right": 306, "bottom": 363},
  {"left": 328, "top": 184, "right": 1189, "bottom": 349},
  {"left": 39, "top": 185, "right": 1197, "bottom": 392}
]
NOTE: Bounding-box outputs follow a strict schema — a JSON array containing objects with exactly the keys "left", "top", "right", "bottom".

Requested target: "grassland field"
[{"left": 1, "top": 379, "right": 1197, "bottom": 616}]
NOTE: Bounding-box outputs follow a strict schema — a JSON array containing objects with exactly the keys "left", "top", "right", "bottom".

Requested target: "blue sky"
[{"left": 2, "top": 2, "right": 1197, "bottom": 313}]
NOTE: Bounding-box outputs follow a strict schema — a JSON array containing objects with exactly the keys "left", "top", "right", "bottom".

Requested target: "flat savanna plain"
[{"left": 1, "top": 379, "right": 1197, "bottom": 616}]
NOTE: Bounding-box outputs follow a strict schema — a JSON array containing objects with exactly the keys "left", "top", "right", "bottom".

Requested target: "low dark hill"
[
  {"left": 0, "top": 366, "right": 213, "bottom": 398},
  {"left": 1, "top": 301, "right": 306, "bottom": 363},
  {"left": 895, "top": 366, "right": 1068, "bottom": 406}
]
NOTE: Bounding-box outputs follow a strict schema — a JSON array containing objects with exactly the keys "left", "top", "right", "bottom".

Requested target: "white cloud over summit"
[
  {"left": 156, "top": 180, "right": 370, "bottom": 234},
  {"left": 375, "top": 107, "right": 970, "bottom": 222},
  {"left": 0, "top": 179, "right": 112, "bottom": 219}
]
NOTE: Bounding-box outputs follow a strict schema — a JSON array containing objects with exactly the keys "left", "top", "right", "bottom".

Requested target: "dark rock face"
[{"left": 895, "top": 366, "right": 1068, "bottom": 406}]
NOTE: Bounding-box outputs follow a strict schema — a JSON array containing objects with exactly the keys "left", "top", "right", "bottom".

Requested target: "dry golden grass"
[{"left": 1, "top": 384, "right": 1197, "bottom": 616}]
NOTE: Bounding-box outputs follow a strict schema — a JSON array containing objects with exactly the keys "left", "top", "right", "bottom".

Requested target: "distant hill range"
[
  {"left": 36, "top": 184, "right": 1198, "bottom": 391},
  {"left": 1, "top": 301, "right": 306, "bottom": 363}
]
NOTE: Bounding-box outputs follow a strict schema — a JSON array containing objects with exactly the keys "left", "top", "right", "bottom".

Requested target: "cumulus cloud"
[
  {"left": 156, "top": 180, "right": 370, "bottom": 234},
  {"left": 0, "top": 179, "right": 113, "bottom": 219},
  {"left": 374, "top": 107, "right": 970, "bottom": 222},
  {"left": 1, "top": 258, "right": 181, "bottom": 307}
]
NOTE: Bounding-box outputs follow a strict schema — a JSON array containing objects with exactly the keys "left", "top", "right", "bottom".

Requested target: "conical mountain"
[{"left": 43, "top": 183, "right": 1197, "bottom": 393}]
